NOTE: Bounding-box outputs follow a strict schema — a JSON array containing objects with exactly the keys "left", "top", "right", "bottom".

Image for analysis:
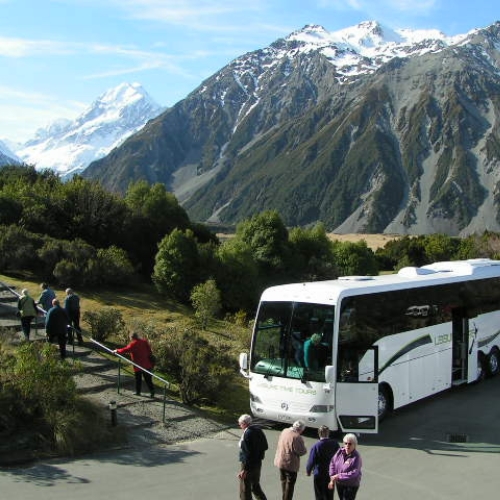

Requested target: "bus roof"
[{"left": 260, "top": 259, "right": 500, "bottom": 305}]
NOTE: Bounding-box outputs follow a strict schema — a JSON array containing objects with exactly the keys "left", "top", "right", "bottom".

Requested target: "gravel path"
[{"left": 73, "top": 345, "right": 233, "bottom": 449}]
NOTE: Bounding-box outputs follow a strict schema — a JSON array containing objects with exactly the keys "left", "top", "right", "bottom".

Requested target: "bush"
[
  {"left": 155, "top": 327, "right": 234, "bottom": 405},
  {"left": 190, "top": 279, "right": 222, "bottom": 329},
  {"left": 83, "top": 308, "right": 126, "bottom": 342}
]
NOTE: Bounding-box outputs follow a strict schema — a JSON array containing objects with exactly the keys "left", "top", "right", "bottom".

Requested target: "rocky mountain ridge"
[{"left": 52, "top": 21, "right": 500, "bottom": 234}]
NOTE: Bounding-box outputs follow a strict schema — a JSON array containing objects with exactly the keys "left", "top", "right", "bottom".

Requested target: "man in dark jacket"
[
  {"left": 306, "top": 425, "right": 340, "bottom": 500},
  {"left": 64, "top": 287, "right": 83, "bottom": 345},
  {"left": 45, "top": 298, "right": 70, "bottom": 359},
  {"left": 237, "top": 414, "right": 268, "bottom": 500}
]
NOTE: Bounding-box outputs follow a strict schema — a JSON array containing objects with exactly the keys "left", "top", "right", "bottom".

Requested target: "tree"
[
  {"left": 124, "top": 181, "right": 191, "bottom": 274},
  {"left": 288, "top": 223, "right": 338, "bottom": 281},
  {"left": 234, "top": 210, "right": 291, "bottom": 284},
  {"left": 153, "top": 229, "right": 201, "bottom": 302},
  {"left": 332, "top": 240, "right": 378, "bottom": 276},
  {"left": 190, "top": 279, "right": 222, "bottom": 329},
  {"left": 89, "top": 246, "right": 135, "bottom": 286},
  {"left": 215, "top": 238, "right": 260, "bottom": 312}
]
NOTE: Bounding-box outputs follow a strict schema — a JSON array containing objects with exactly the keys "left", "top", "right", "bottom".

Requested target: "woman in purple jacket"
[{"left": 328, "top": 433, "right": 362, "bottom": 500}]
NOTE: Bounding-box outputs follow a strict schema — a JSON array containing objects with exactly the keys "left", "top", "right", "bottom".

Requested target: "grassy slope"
[{"left": 0, "top": 272, "right": 251, "bottom": 422}]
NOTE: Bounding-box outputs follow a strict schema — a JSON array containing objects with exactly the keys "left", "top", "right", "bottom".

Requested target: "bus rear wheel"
[
  {"left": 378, "top": 385, "right": 392, "bottom": 421},
  {"left": 486, "top": 349, "right": 500, "bottom": 377}
]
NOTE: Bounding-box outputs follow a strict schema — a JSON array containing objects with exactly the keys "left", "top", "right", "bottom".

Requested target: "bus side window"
[{"left": 339, "top": 307, "right": 356, "bottom": 343}]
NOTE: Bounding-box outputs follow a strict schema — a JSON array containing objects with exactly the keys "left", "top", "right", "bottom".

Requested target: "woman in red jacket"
[{"left": 114, "top": 332, "right": 155, "bottom": 398}]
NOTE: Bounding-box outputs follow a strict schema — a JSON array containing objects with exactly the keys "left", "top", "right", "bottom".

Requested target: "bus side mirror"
[
  {"left": 325, "top": 365, "right": 335, "bottom": 383},
  {"left": 240, "top": 352, "right": 248, "bottom": 377}
]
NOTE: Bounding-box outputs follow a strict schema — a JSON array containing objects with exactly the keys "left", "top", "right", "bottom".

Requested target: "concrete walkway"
[{"left": 0, "top": 375, "right": 499, "bottom": 500}]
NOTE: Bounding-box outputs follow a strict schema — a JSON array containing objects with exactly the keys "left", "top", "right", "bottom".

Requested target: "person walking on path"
[
  {"left": 328, "top": 433, "right": 362, "bottom": 500},
  {"left": 306, "top": 425, "right": 340, "bottom": 500},
  {"left": 113, "top": 332, "right": 155, "bottom": 398},
  {"left": 64, "top": 287, "right": 83, "bottom": 345},
  {"left": 45, "top": 298, "right": 70, "bottom": 360},
  {"left": 37, "top": 282, "right": 56, "bottom": 313},
  {"left": 274, "top": 420, "right": 307, "bottom": 500},
  {"left": 237, "top": 414, "right": 268, "bottom": 500},
  {"left": 17, "top": 288, "right": 38, "bottom": 341}
]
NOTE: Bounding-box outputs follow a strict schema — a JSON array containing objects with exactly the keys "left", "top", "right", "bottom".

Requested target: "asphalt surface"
[{"left": 1, "top": 376, "right": 499, "bottom": 499}]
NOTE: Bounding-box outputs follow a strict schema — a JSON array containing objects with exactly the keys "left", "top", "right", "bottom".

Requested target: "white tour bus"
[{"left": 239, "top": 259, "right": 500, "bottom": 433}]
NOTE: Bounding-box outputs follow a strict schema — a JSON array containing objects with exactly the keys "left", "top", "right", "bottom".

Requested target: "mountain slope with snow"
[
  {"left": 82, "top": 19, "right": 500, "bottom": 236},
  {"left": 15, "top": 82, "right": 163, "bottom": 178},
  {"left": 0, "top": 139, "right": 20, "bottom": 167}
]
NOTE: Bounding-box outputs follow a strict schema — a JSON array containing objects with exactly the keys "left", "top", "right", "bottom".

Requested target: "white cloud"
[
  {"left": 0, "top": 37, "right": 73, "bottom": 57},
  {"left": 317, "top": 0, "right": 438, "bottom": 14},
  {"left": 0, "top": 86, "right": 85, "bottom": 142}
]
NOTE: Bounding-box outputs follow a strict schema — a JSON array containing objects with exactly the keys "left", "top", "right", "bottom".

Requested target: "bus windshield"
[{"left": 251, "top": 301, "right": 335, "bottom": 382}]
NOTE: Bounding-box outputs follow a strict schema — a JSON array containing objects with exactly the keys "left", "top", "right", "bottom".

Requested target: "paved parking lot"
[{"left": 1, "top": 376, "right": 499, "bottom": 499}]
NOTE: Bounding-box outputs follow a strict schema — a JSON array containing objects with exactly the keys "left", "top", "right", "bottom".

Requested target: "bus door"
[
  {"left": 451, "top": 308, "right": 477, "bottom": 383},
  {"left": 334, "top": 346, "right": 379, "bottom": 433}
]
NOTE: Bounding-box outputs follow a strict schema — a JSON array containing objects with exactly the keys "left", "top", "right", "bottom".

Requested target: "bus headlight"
[
  {"left": 309, "top": 405, "right": 334, "bottom": 413},
  {"left": 250, "top": 392, "right": 262, "bottom": 403}
]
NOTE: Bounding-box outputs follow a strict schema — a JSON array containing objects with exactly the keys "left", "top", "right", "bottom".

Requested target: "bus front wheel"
[
  {"left": 378, "top": 385, "right": 392, "bottom": 421},
  {"left": 475, "top": 353, "right": 486, "bottom": 382},
  {"left": 486, "top": 349, "right": 500, "bottom": 377}
]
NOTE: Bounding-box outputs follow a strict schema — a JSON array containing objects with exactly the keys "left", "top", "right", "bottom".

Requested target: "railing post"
[
  {"left": 109, "top": 400, "right": 118, "bottom": 426},
  {"left": 163, "top": 385, "right": 167, "bottom": 423},
  {"left": 117, "top": 358, "right": 122, "bottom": 394}
]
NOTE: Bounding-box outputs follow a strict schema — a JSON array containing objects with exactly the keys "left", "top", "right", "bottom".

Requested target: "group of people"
[
  {"left": 238, "top": 415, "right": 362, "bottom": 500},
  {"left": 17, "top": 284, "right": 82, "bottom": 358}
]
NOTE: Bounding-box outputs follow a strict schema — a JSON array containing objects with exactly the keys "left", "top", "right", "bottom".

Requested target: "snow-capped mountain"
[
  {"left": 84, "top": 19, "right": 500, "bottom": 236},
  {"left": 0, "top": 139, "right": 20, "bottom": 167},
  {"left": 15, "top": 82, "right": 164, "bottom": 178}
]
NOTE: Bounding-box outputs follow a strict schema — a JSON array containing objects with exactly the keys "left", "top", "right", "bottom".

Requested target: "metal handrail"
[
  {"left": 87, "top": 337, "right": 171, "bottom": 423},
  {"left": 1, "top": 281, "right": 172, "bottom": 423}
]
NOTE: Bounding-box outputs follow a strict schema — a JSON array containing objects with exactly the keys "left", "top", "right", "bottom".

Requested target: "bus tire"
[
  {"left": 475, "top": 353, "right": 486, "bottom": 382},
  {"left": 378, "top": 384, "right": 392, "bottom": 421},
  {"left": 486, "top": 349, "right": 500, "bottom": 377}
]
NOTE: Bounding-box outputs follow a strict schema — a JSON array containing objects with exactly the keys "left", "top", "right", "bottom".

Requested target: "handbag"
[{"left": 149, "top": 353, "right": 157, "bottom": 365}]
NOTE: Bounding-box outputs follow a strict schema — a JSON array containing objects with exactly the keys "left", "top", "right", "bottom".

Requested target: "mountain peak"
[{"left": 15, "top": 82, "right": 163, "bottom": 177}]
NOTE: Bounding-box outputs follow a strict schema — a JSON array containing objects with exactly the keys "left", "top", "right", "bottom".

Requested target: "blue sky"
[{"left": 0, "top": 0, "right": 498, "bottom": 144}]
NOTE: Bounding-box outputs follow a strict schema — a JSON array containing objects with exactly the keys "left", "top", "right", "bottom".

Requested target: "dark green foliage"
[
  {"left": 374, "top": 233, "right": 487, "bottom": 271},
  {"left": 0, "top": 225, "right": 43, "bottom": 272},
  {"left": 332, "top": 240, "right": 378, "bottom": 276},
  {"left": 234, "top": 210, "right": 291, "bottom": 281},
  {"left": 83, "top": 308, "right": 126, "bottom": 342},
  {"left": 214, "top": 239, "right": 260, "bottom": 312},
  {"left": 190, "top": 279, "right": 222, "bottom": 329},
  {"left": 0, "top": 343, "right": 76, "bottom": 451},
  {"left": 124, "top": 181, "right": 191, "bottom": 273},
  {"left": 288, "top": 223, "right": 338, "bottom": 281},
  {"left": 155, "top": 328, "right": 234, "bottom": 405},
  {"left": 153, "top": 229, "right": 201, "bottom": 302}
]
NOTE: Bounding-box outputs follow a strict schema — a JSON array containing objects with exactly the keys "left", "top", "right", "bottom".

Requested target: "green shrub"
[
  {"left": 155, "top": 327, "right": 234, "bottom": 405},
  {"left": 83, "top": 308, "right": 126, "bottom": 342},
  {"left": 190, "top": 279, "right": 222, "bottom": 329}
]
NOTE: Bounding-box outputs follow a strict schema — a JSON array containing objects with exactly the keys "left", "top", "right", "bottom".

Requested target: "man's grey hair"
[
  {"left": 318, "top": 425, "right": 330, "bottom": 438},
  {"left": 238, "top": 414, "right": 253, "bottom": 425},
  {"left": 292, "top": 420, "right": 306, "bottom": 432}
]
